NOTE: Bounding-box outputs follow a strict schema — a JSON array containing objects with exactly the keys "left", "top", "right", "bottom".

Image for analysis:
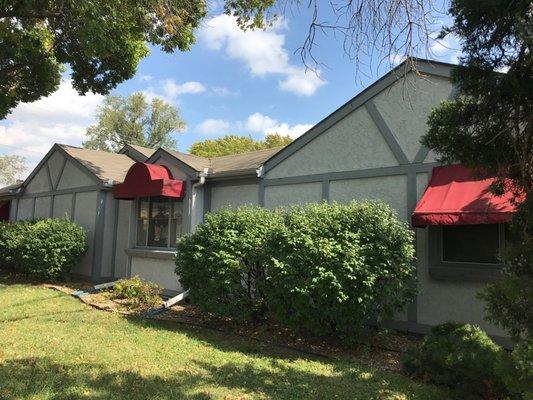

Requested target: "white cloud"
[
  {"left": 389, "top": 53, "right": 407, "bottom": 66},
  {"left": 163, "top": 80, "right": 206, "bottom": 97},
  {"left": 211, "top": 86, "right": 239, "bottom": 97},
  {"left": 196, "top": 118, "right": 230, "bottom": 135},
  {"left": 244, "top": 112, "right": 278, "bottom": 132},
  {"left": 243, "top": 112, "right": 312, "bottom": 139},
  {"left": 138, "top": 74, "right": 153, "bottom": 82},
  {"left": 200, "top": 14, "right": 326, "bottom": 96},
  {"left": 0, "top": 80, "right": 104, "bottom": 178}
]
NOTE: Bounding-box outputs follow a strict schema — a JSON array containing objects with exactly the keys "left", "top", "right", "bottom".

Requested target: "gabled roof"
[
  {"left": 158, "top": 146, "right": 285, "bottom": 177},
  {"left": 0, "top": 182, "right": 23, "bottom": 198},
  {"left": 118, "top": 144, "right": 157, "bottom": 162},
  {"left": 59, "top": 145, "right": 136, "bottom": 183},
  {"left": 262, "top": 58, "right": 454, "bottom": 174}
]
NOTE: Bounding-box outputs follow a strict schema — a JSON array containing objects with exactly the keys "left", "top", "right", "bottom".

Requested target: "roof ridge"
[{"left": 208, "top": 146, "right": 286, "bottom": 161}]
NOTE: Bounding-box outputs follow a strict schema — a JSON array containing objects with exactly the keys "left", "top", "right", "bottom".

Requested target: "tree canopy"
[
  {"left": 189, "top": 134, "right": 292, "bottom": 158},
  {"left": 0, "top": 0, "right": 207, "bottom": 118},
  {"left": 0, "top": 155, "right": 26, "bottom": 186},
  {"left": 423, "top": 0, "right": 532, "bottom": 341},
  {"left": 83, "top": 93, "right": 185, "bottom": 152}
]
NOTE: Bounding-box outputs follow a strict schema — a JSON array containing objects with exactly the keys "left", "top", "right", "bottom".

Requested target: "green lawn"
[{"left": 0, "top": 279, "right": 448, "bottom": 399}]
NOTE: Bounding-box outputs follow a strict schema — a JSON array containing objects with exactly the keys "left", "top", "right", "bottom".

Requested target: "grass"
[{"left": 0, "top": 278, "right": 449, "bottom": 399}]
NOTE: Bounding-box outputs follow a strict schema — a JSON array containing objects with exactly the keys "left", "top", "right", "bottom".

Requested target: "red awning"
[
  {"left": 114, "top": 162, "right": 185, "bottom": 200},
  {"left": 412, "top": 165, "right": 520, "bottom": 227}
]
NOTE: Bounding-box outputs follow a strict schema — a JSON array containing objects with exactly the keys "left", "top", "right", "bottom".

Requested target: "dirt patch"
[{"left": 42, "top": 279, "right": 421, "bottom": 372}]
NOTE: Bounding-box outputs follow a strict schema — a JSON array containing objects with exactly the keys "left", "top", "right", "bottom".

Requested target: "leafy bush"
[
  {"left": 112, "top": 276, "right": 162, "bottom": 310},
  {"left": 0, "top": 220, "right": 32, "bottom": 270},
  {"left": 495, "top": 341, "right": 533, "bottom": 399},
  {"left": 175, "top": 206, "right": 282, "bottom": 321},
  {"left": 0, "top": 219, "right": 87, "bottom": 278},
  {"left": 265, "top": 201, "right": 416, "bottom": 338},
  {"left": 402, "top": 323, "right": 508, "bottom": 399}
]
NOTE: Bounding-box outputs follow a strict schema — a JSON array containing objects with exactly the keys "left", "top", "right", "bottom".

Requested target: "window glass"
[
  {"left": 137, "top": 197, "right": 182, "bottom": 248},
  {"left": 442, "top": 224, "right": 500, "bottom": 264},
  {"left": 170, "top": 200, "right": 183, "bottom": 246}
]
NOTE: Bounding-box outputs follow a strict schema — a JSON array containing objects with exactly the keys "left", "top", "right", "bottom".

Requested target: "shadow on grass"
[{"left": 0, "top": 356, "right": 445, "bottom": 400}]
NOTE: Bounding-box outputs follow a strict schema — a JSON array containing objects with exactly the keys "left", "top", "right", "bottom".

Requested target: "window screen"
[{"left": 442, "top": 224, "right": 500, "bottom": 264}]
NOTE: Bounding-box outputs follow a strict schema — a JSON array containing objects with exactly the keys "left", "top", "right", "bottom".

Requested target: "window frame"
[
  {"left": 427, "top": 223, "right": 506, "bottom": 282},
  {"left": 135, "top": 196, "right": 184, "bottom": 250}
]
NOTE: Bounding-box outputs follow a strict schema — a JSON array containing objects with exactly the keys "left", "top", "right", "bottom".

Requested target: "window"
[
  {"left": 137, "top": 197, "right": 183, "bottom": 248},
  {"left": 442, "top": 224, "right": 500, "bottom": 264}
]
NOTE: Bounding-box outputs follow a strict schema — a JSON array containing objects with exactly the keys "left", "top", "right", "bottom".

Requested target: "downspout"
[{"left": 190, "top": 168, "right": 209, "bottom": 231}]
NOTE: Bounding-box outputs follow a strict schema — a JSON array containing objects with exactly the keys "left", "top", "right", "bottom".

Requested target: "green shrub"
[
  {"left": 0, "top": 219, "right": 87, "bottom": 279},
  {"left": 402, "top": 323, "right": 508, "bottom": 399},
  {"left": 175, "top": 206, "right": 282, "bottom": 321},
  {"left": 495, "top": 341, "right": 533, "bottom": 399},
  {"left": 0, "top": 220, "right": 32, "bottom": 270},
  {"left": 112, "top": 276, "right": 162, "bottom": 310},
  {"left": 265, "top": 201, "right": 416, "bottom": 338}
]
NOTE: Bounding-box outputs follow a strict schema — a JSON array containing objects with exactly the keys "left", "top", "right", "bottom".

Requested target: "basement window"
[{"left": 137, "top": 196, "right": 183, "bottom": 248}]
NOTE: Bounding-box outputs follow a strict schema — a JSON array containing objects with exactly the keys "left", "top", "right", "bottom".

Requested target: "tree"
[
  {"left": 0, "top": 155, "right": 26, "bottom": 186},
  {"left": 422, "top": 0, "right": 532, "bottom": 341},
  {"left": 83, "top": 93, "right": 185, "bottom": 152},
  {"left": 0, "top": 0, "right": 207, "bottom": 118},
  {"left": 189, "top": 134, "right": 292, "bottom": 158}
]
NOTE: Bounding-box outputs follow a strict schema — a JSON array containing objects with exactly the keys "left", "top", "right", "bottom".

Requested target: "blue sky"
[{"left": 0, "top": 2, "right": 459, "bottom": 175}]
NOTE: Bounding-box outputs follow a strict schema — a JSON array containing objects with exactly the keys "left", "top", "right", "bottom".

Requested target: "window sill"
[
  {"left": 125, "top": 248, "right": 177, "bottom": 260},
  {"left": 429, "top": 264, "right": 502, "bottom": 283}
]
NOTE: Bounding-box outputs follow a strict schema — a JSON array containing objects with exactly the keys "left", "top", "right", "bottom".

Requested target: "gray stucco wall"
[
  {"left": 72, "top": 191, "right": 97, "bottom": 276},
  {"left": 266, "top": 107, "right": 399, "bottom": 179},
  {"left": 210, "top": 183, "right": 259, "bottom": 212},
  {"left": 57, "top": 160, "right": 94, "bottom": 189},
  {"left": 329, "top": 175, "right": 407, "bottom": 220},
  {"left": 53, "top": 193, "right": 73, "bottom": 219},
  {"left": 34, "top": 196, "right": 52, "bottom": 219},
  {"left": 264, "top": 182, "right": 323, "bottom": 209},
  {"left": 114, "top": 200, "right": 133, "bottom": 278},
  {"left": 25, "top": 168, "right": 50, "bottom": 194},
  {"left": 100, "top": 191, "right": 117, "bottom": 278},
  {"left": 17, "top": 198, "right": 34, "bottom": 220},
  {"left": 130, "top": 255, "right": 182, "bottom": 293}
]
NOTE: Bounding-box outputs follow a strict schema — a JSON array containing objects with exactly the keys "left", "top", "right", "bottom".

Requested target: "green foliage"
[
  {"left": 176, "top": 202, "right": 416, "bottom": 337},
  {"left": 83, "top": 93, "right": 185, "bottom": 152},
  {"left": 112, "top": 276, "right": 162, "bottom": 311},
  {"left": 175, "top": 206, "right": 282, "bottom": 321},
  {"left": 495, "top": 341, "right": 533, "bottom": 399},
  {"left": 265, "top": 201, "right": 416, "bottom": 338},
  {"left": 0, "top": 220, "right": 32, "bottom": 270},
  {"left": 402, "top": 323, "right": 508, "bottom": 399},
  {"left": 423, "top": 0, "right": 533, "bottom": 343},
  {"left": 0, "top": 219, "right": 87, "bottom": 279},
  {"left": 189, "top": 134, "right": 292, "bottom": 158},
  {"left": 0, "top": 155, "right": 26, "bottom": 186},
  {"left": 0, "top": 0, "right": 207, "bottom": 118}
]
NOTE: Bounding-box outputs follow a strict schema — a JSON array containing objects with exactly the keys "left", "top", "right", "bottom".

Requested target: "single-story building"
[{"left": 1, "top": 58, "right": 517, "bottom": 343}]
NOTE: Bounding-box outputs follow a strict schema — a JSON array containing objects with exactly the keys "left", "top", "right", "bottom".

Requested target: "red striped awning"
[
  {"left": 412, "top": 165, "right": 521, "bottom": 227},
  {"left": 114, "top": 162, "right": 185, "bottom": 200}
]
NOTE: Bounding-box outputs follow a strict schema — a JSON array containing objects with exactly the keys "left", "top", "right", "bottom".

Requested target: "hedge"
[
  {"left": 402, "top": 323, "right": 508, "bottom": 399},
  {"left": 175, "top": 206, "right": 283, "bottom": 321},
  {"left": 176, "top": 201, "right": 416, "bottom": 336},
  {"left": 0, "top": 219, "right": 87, "bottom": 279},
  {"left": 266, "top": 201, "right": 416, "bottom": 338}
]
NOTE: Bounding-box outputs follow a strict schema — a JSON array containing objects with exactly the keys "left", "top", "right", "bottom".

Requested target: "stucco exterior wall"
[
  {"left": 25, "top": 168, "right": 50, "bottom": 194},
  {"left": 53, "top": 194, "right": 73, "bottom": 219},
  {"left": 47, "top": 151, "right": 65, "bottom": 187},
  {"left": 329, "top": 175, "right": 408, "bottom": 220},
  {"left": 72, "top": 191, "right": 97, "bottom": 276},
  {"left": 372, "top": 72, "right": 453, "bottom": 162},
  {"left": 100, "top": 192, "right": 117, "bottom": 278},
  {"left": 210, "top": 183, "right": 259, "bottom": 212},
  {"left": 9, "top": 199, "right": 18, "bottom": 220},
  {"left": 57, "top": 160, "right": 94, "bottom": 189},
  {"left": 266, "top": 107, "right": 399, "bottom": 179},
  {"left": 34, "top": 196, "right": 52, "bottom": 219},
  {"left": 17, "top": 198, "right": 34, "bottom": 220},
  {"left": 264, "top": 182, "right": 323, "bottom": 209},
  {"left": 130, "top": 255, "right": 182, "bottom": 293},
  {"left": 114, "top": 200, "right": 133, "bottom": 278}
]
